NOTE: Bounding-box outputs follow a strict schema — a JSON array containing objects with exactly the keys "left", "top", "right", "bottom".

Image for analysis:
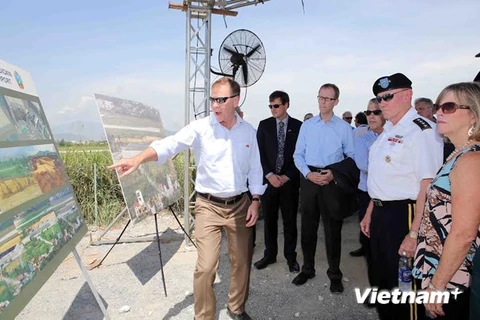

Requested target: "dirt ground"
[{"left": 16, "top": 210, "right": 379, "bottom": 320}]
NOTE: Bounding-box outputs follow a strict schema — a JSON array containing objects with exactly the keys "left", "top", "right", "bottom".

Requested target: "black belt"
[
  {"left": 308, "top": 165, "right": 324, "bottom": 173},
  {"left": 197, "top": 192, "right": 246, "bottom": 205},
  {"left": 372, "top": 198, "right": 415, "bottom": 207}
]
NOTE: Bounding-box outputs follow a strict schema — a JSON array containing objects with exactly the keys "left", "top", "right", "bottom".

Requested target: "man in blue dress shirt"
[{"left": 292, "top": 83, "right": 354, "bottom": 293}]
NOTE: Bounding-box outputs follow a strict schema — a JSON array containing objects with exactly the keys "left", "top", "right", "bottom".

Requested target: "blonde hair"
[{"left": 435, "top": 82, "right": 480, "bottom": 141}]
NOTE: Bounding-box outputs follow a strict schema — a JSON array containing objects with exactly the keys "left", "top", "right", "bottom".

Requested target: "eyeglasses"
[
  {"left": 433, "top": 102, "right": 471, "bottom": 114},
  {"left": 317, "top": 96, "right": 336, "bottom": 102},
  {"left": 209, "top": 94, "right": 239, "bottom": 104},
  {"left": 375, "top": 88, "right": 409, "bottom": 103},
  {"left": 343, "top": 117, "right": 352, "bottom": 120},
  {"left": 268, "top": 104, "right": 282, "bottom": 109},
  {"left": 364, "top": 110, "right": 382, "bottom": 116}
]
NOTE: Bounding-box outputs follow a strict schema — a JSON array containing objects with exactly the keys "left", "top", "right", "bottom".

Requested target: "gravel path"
[{"left": 16, "top": 211, "right": 379, "bottom": 320}]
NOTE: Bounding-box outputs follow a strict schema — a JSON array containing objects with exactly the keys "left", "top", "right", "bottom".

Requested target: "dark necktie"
[{"left": 276, "top": 121, "right": 285, "bottom": 174}]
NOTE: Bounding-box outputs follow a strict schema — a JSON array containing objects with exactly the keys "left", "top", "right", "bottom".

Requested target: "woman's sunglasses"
[
  {"left": 433, "top": 102, "right": 471, "bottom": 114},
  {"left": 364, "top": 110, "right": 382, "bottom": 116},
  {"left": 375, "top": 88, "right": 409, "bottom": 103}
]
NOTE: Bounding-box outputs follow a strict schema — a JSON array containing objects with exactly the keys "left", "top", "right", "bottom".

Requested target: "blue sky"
[{"left": 1, "top": 0, "right": 479, "bottom": 136}]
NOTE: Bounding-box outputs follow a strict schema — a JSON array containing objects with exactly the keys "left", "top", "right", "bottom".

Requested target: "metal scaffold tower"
[{"left": 169, "top": 0, "right": 270, "bottom": 245}]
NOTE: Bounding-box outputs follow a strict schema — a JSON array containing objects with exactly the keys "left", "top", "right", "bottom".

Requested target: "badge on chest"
[{"left": 387, "top": 135, "right": 404, "bottom": 146}]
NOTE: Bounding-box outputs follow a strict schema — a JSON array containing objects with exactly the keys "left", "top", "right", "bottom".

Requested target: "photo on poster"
[
  {"left": 94, "top": 94, "right": 181, "bottom": 222},
  {"left": 0, "top": 144, "right": 68, "bottom": 214},
  {"left": 0, "top": 58, "right": 88, "bottom": 320},
  {"left": 0, "top": 218, "right": 22, "bottom": 312},
  {"left": 0, "top": 94, "right": 51, "bottom": 142}
]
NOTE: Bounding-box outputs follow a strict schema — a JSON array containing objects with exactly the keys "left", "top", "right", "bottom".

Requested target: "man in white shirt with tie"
[{"left": 109, "top": 77, "right": 266, "bottom": 320}]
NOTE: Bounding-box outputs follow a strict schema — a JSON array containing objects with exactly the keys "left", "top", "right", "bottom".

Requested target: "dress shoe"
[
  {"left": 227, "top": 307, "right": 252, "bottom": 320},
  {"left": 330, "top": 279, "right": 344, "bottom": 294},
  {"left": 288, "top": 260, "right": 300, "bottom": 273},
  {"left": 292, "top": 272, "right": 315, "bottom": 286},
  {"left": 349, "top": 247, "right": 365, "bottom": 257},
  {"left": 253, "top": 257, "right": 276, "bottom": 270}
]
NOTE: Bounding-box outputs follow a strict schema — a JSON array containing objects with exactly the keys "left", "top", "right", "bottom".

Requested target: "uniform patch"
[{"left": 413, "top": 118, "right": 432, "bottom": 131}]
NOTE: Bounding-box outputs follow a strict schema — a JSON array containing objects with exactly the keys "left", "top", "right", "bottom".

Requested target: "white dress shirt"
[
  {"left": 149, "top": 114, "right": 266, "bottom": 198},
  {"left": 367, "top": 107, "right": 443, "bottom": 200}
]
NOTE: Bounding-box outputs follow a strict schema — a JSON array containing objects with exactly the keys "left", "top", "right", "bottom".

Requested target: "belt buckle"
[{"left": 373, "top": 199, "right": 383, "bottom": 207}]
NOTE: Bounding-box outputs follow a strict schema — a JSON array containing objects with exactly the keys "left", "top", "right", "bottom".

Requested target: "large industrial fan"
[{"left": 212, "top": 29, "right": 266, "bottom": 88}]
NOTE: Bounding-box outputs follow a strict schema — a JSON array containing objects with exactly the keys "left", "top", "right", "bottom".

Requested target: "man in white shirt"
[{"left": 108, "top": 77, "right": 266, "bottom": 320}]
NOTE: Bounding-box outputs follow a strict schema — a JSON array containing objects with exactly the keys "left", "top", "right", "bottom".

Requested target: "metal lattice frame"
[{"left": 169, "top": 0, "right": 270, "bottom": 245}]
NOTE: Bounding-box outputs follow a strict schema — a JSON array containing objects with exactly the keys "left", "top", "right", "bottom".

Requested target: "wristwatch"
[{"left": 252, "top": 197, "right": 261, "bottom": 203}]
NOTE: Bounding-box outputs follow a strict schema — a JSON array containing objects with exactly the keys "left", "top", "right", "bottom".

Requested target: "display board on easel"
[
  {"left": 94, "top": 94, "right": 182, "bottom": 223},
  {"left": 0, "top": 59, "right": 88, "bottom": 319}
]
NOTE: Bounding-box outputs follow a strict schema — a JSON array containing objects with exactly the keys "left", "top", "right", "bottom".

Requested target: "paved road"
[{"left": 17, "top": 212, "right": 379, "bottom": 320}]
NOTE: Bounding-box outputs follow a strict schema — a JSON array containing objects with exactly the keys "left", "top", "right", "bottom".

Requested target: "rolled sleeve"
[
  {"left": 293, "top": 124, "right": 310, "bottom": 178},
  {"left": 354, "top": 135, "right": 369, "bottom": 172},
  {"left": 149, "top": 124, "right": 197, "bottom": 164},
  {"left": 414, "top": 129, "right": 444, "bottom": 180},
  {"left": 248, "top": 134, "right": 267, "bottom": 195},
  {"left": 343, "top": 126, "right": 355, "bottom": 159}
]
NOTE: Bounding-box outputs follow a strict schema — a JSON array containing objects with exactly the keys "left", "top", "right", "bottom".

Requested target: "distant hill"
[
  {"left": 50, "top": 120, "right": 178, "bottom": 142},
  {"left": 50, "top": 120, "right": 105, "bottom": 142}
]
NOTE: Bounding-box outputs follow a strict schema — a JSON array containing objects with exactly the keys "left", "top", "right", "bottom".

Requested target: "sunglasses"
[
  {"left": 268, "top": 104, "right": 282, "bottom": 109},
  {"left": 364, "top": 110, "right": 382, "bottom": 116},
  {"left": 317, "top": 96, "right": 336, "bottom": 102},
  {"left": 375, "top": 88, "right": 409, "bottom": 103},
  {"left": 343, "top": 117, "right": 352, "bottom": 120},
  {"left": 433, "top": 102, "right": 471, "bottom": 114},
  {"left": 209, "top": 94, "right": 238, "bottom": 104}
]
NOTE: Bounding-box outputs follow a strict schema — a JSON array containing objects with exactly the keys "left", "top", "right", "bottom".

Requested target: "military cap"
[{"left": 372, "top": 73, "right": 412, "bottom": 96}]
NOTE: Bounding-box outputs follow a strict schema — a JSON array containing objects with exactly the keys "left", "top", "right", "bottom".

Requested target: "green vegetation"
[
  {"left": 0, "top": 159, "right": 29, "bottom": 179},
  {"left": 41, "top": 223, "right": 62, "bottom": 242},
  {"left": 58, "top": 142, "right": 192, "bottom": 226},
  {"left": 0, "top": 281, "right": 15, "bottom": 302}
]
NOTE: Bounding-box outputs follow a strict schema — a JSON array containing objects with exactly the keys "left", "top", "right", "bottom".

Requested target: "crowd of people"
[{"left": 109, "top": 73, "right": 480, "bottom": 320}]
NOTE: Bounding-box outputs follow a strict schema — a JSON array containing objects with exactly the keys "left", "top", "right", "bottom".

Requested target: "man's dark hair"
[
  {"left": 320, "top": 83, "right": 340, "bottom": 99},
  {"left": 269, "top": 90, "right": 290, "bottom": 105},
  {"left": 355, "top": 112, "right": 368, "bottom": 125}
]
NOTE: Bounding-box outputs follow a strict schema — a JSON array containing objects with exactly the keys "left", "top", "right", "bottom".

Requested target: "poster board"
[
  {"left": 0, "top": 59, "right": 87, "bottom": 319},
  {"left": 94, "top": 94, "right": 182, "bottom": 223}
]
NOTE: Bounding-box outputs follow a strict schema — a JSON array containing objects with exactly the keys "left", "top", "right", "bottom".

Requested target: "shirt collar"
[
  {"left": 276, "top": 115, "right": 289, "bottom": 126},
  {"left": 384, "top": 106, "right": 417, "bottom": 131},
  {"left": 209, "top": 113, "right": 243, "bottom": 128},
  {"left": 314, "top": 113, "right": 341, "bottom": 126}
]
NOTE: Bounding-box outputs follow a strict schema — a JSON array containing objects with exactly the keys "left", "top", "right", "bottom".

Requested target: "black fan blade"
[
  {"left": 241, "top": 62, "right": 248, "bottom": 85},
  {"left": 246, "top": 44, "right": 261, "bottom": 58},
  {"left": 223, "top": 45, "right": 238, "bottom": 56}
]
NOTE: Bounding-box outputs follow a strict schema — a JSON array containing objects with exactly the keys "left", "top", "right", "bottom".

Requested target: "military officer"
[{"left": 364, "top": 73, "right": 444, "bottom": 320}]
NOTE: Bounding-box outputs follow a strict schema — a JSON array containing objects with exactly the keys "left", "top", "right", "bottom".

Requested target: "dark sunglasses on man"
[
  {"left": 268, "top": 104, "right": 282, "bottom": 109},
  {"left": 364, "top": 110, "right": 382, "bottom": 116},
  {"left": 209, "top": 94, "right": 238, "bottom": 104},
  {"left": 375, "top": 88, "right": 409, "bottom": 103},
  {"left": 433, "top": 102, "right": 471, "bottom": 114}
]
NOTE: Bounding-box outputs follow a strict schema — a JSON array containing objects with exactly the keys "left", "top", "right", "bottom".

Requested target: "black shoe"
[
  {"left": 349, "top": 247, "right": 365, "bottom": 257},
  {"left": 227, "top": 307, "right": 252, "bottom": 320},
  {"left": 253, "top": 257, "right": 276, "bottom": 270},
  {"left": 292, "top": 272, "right": 315, "bottom": 286},
  {"left": 287, "top": 260, "right": 300, "bottom": 273},
  {"left": 330, "top": 279, "right": 344, "bottom": 294}
]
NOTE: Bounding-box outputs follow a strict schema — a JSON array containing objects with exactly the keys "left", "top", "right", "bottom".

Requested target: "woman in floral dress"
[{"left": 412, "top": 82, "right": 480, "bottom": 319}]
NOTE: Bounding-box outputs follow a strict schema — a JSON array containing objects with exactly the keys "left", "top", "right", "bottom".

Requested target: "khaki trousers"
[{"left": 193, "top": 193, "right": 253, "bottom": 320}]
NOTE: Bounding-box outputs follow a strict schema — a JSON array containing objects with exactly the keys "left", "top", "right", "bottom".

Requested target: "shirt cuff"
[{"left": 265, "top": 172, "right": 273, "bottom": 179}]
